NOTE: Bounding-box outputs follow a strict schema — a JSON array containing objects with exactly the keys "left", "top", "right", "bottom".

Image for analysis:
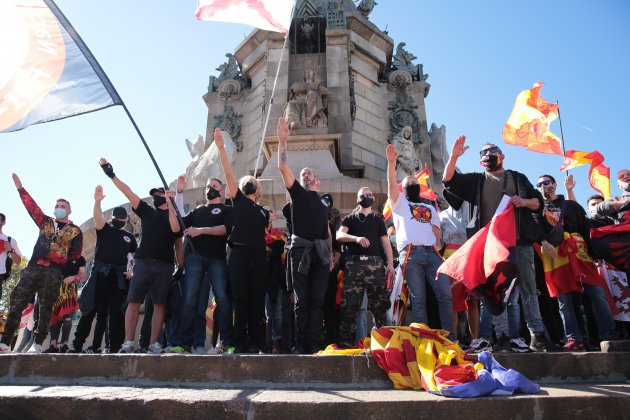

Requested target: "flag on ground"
[
  {"left": 561, "top": 150, "right": 611, "bottom": 199},
  {"left": 502, "top": 82, "right": 563, "bottom": 155},
  {"left": 0, "top": 0, "right": 122, "bottom": 133},
  {"left": 195, "top": 0, "right": 295, "bottom": 34},
  {"left": 383, "top": 168, "right": 437, "bottom": 220}
]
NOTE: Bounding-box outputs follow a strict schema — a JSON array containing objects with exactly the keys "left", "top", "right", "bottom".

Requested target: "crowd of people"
[{"left": 0, "top": 119, "right": 628, "bottom": 355}]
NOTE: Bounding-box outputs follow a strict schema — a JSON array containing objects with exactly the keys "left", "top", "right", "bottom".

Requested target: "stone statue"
[
  {"left": 357, "top": 0, "right": 377, "bottom": 18},
  {"left": 208, "top": 53, "right": 243, "bottom": 93},
  {"left": 392, "top": 126, "right": 419, "bottom": 180},
  {"left": 284, "top": 60, "right": 330, "bottom": 130},
  {"left": 183, "top": 131, "right": 237, "bottom": 189},
  {"left": 392, "top": 42, "right": 428, "bottom": 82}
]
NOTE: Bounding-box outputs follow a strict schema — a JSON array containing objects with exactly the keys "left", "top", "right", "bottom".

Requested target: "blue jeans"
[
  {"left": 265, "top": 288, "right": 283, "bottom": 341},
  {"left": 169, "top": 252, "right": 233, "bottom": 348},
  {"left": 514, "top": 245, "right": 545, "bottom": 336},
  {"left": 479, "top": 287, "right": 521, "bottom": 339},
  {"left": 558, "top": 284, "right": 617, "bottom": 341},
  {"left": 400, "top": 246, "right": 455, "bottom": 339}
]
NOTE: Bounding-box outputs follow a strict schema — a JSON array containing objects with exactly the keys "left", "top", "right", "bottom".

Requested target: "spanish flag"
[
  {"left": 561, "top": 150, "right": 611, "bottom": 199},
  {"left": 383, "top": 168, "right": 437, "bottom": 220},
  {"left": 502, "top": 82, "right": 563, "bottom": 155}
]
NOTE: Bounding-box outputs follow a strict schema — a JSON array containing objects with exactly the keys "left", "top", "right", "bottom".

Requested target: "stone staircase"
[{"left": 1, "top": 352, "right": 629, "bottom": 419}]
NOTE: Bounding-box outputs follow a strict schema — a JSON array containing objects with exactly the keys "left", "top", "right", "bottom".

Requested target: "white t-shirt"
[
  {"left": 391, "top": 196, "right": 440, "bottom": 251},
  {"left": 0, "top": 234, "right": 21, "bottom": 275}
]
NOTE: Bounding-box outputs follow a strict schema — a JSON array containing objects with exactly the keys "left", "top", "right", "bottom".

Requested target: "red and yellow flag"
[
  {"left": 502, "top": 82, "right": 563, "bottom": 155},
  {"left": 383, "top": 168, "right": 437, "bottom": 220},
  {"left": 561, "top": 150, "right": 610, "bottom": 198}
]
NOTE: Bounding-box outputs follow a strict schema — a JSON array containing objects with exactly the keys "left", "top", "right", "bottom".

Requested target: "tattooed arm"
[{"left": 277, "top": 117, "right": 296, "bottom": 188}]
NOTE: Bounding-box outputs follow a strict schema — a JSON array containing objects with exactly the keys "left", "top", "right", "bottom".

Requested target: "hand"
[
  {"left": 329, "top": 258, "right": 335, "bottom": 272},
  {"left": 386, "top": 144, "right": 398, "bottom": 163},
  {"left": 450, "top": 135, "right": 469, "bottom": 158},
  {"left": 12, "top": 173, "right": 22, "bottom": 189},
  {"left": 164, "top": 189, "right": 176, "bottom": 202},
  {"left": 510, "top": 195, "right": 527, "bottom": 208},
  {"left": 541, "top": 240, "right": 558, "bottom": 259},
  {"left": 94, "top": 185, "right": 105, "bottom": 202},
  {"left": 184, "top": 227, "right": 203, "bottom": 237},
  {"left": 213, "top": 128, "right": 224, "bottom": 149},
  {"left": 277, "top": 117, "right": 289, "bottom": 142},
  {"left": 386, "top": 264, "right": 395, "bottom": 277},
  {"left": 99, "top": 157, "right": 116, "bottom": 178},
  {"left": 176, "top": 174, "right": 186, "bottom": 193},
  {"left": 63, "top": 276, "right": 75, "bottom": 285},
  {"left": 355, "top": 236, "right": 370, "bottom": 248},
  {"left": 124, "top": 271, "right": 132, "bottom": 280},
  {"left": 564, "top": 174, "right": 575, "bottom": 191}
]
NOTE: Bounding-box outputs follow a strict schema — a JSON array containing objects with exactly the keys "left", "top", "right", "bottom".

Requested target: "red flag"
[
  {"left": 561, "top": 150, "right": 611, "bottom": 199},
  {"left": 195, "top": 0, "right": 295, "bottom": 34},
  {"left": 502, "top": 82, "right": 563, "bottom": 155}
]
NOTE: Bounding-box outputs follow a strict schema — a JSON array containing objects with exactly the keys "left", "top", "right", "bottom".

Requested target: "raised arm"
[
  {"left": 13, "top": 173, "right": 46, "bottom": 228},
  {"left": 175, "top": 174, "right": 186, "bottom": 215},
  {"left": 214, "top": 128, "right": 238, "bottom": 201},
  {"left": 277, "top": 117, "right": 296, "bottom": 188},
  {"left": 443, "top": 135, "right": 468, "bottom": 183},
  {"left": 99, "top": 158, "right": 141, "bottom": 210},
  {"left": 386, "top": 145, "right": 400, "bottom": 204},
  {"left": 164, "top": 190, "right": 181, "bottom": 233},
  {"left": 93, "top": 185, "right": 106, "bottom": 230},
  {"left": 564, "top": 174, "right": 576, "bottom": 202}
]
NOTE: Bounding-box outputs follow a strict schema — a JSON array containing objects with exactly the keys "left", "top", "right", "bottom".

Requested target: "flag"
[
  {"left": 383, "top": 168, "right": 437, "bottom": 220},
  {"left": 561, "top": 150, "right": 611, "bottom": 199},
  {"left": 590, "top": 222, "right": 630, "bottom": 272},
  {"left": 0, "top": 0, "right": 122, "bottom": 133},
  {"left": 502, "top": 82, "right": 563, "bottom": 155},
  {"left": 600, "top": 263, "right": 630, "bottom": 322},
  {"left": 195, "top": 0, "right": 295, "bottom": 34}
]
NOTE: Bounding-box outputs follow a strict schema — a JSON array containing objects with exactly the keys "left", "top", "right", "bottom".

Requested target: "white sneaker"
[
  {"left": 467, "top": 337, "right": 492, "bottom": 354},
  {"left": 0, "top": 343, "right": 11, "bottom": 354},
  {"left": 27, "top": 343, "right": 42, "bottom": 353},
  {"left": 510, "top": 337, "right": 532, "bottom": 353},
  {"left": 147, "top": 341, "right": 164, "bottom": 354},
  {"left": 207, "top": 346, "right": 223, "bottom": 355},
  {"left": 118, "top": 340, "right": 135, "bottom": 353}
]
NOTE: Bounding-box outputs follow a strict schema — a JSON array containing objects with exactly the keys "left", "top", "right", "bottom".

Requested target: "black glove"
[
  {"left": 100, "top": 162, "right": 116, "bottom": 178},
  {"left": 172, "top": 267, "right": 184, "bottom": 283}
]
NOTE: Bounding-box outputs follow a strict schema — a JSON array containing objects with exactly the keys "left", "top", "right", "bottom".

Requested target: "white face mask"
[
  {"left": 620, "top": 181, "right": 630, "bottom": 192},
  {"left": 589, "top": 208, "right": 598, "bottom": 217}
]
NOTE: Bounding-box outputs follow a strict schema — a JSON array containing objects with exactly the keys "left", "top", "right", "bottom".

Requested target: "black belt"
[
  {"left": 411, "top": 245, "right": 435, "bottom": 249},
  {"left": 347, "top": 255, "right": 382, "bottom": 263}
]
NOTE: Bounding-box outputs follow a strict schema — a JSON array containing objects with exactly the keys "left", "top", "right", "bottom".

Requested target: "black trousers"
[
  {"left": 73, "top": 271, "right": 126, "bottom": 352},
  {"left": 228, "top": 245, "right": 267, "bottom": 351},
  {"left": 290, "top": 247, "right": 328, "bottom": 352}
]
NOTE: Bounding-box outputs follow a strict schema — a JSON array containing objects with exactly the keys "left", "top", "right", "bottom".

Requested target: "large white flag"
[{"left": 195, "top": 0, "right": 295, "bottom": 34}]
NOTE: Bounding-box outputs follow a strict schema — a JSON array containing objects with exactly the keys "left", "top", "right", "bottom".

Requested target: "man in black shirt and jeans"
[
  {"left": 336, "top": 187, "right": 394, "bottom": 346},
  {"left": 277, "top": 118, "right": 332, "bottom": 354},
  {"left": 99, "top": 158, "right": 183, "bottom": 354},
  {"left": 69, "top": 186, "right": 137, "bottom": 353}
]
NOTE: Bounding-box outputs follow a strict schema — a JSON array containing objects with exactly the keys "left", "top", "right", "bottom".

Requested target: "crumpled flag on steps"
[
  {"left": 317, "top": 337, "right": 371, "bottom": 355},
  {"left": 370, "top": 323, "right": 540, "bottom": 397}
]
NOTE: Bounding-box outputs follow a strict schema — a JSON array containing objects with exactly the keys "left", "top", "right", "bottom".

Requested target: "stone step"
[
  {"left": 1, "top": 384, "right": 629, "bottom": 420},
  {"left": 1, "top": 352, "right": 629, "bottom": 389}
]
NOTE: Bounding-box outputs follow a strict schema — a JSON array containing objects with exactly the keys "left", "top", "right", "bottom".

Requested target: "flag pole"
[
  {"left": 556, "top": 100, "right": 569, "bottom": 176},
  {"left": 252, "top": 0, "right": 296, "bottom": 177}
]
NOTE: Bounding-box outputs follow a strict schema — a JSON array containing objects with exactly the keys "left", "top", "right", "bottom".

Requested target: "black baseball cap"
[
  {"left": 149, "top": 187, "right": 165, "bottom": 196},
  {"left": 112, "top": 207, "right": 127, "bottom": 219}
]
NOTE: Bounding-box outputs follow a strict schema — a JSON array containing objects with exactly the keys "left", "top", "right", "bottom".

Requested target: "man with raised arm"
[
  {"left": 277, "top": 117, "right": 332, "bottom": 354},
  {"left": 99, "top": 158, "right": 183, "bottom": 354}
]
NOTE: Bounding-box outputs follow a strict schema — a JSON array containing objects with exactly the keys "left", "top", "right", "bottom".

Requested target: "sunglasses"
[
  {"left": 536, "top": 180, "right": 552, "bottom": 188},
  {"left": 360, "top": 194, "right": 374, "bottom": 198},
  {"left": 479, "top": 146, "right": 501, "bottom": 157}
]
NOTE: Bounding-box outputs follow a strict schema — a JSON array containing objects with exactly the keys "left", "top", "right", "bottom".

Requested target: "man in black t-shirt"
[
  {"left": 277, "top": 118, "right": 332, "bottom": 354},
  {"left": 69, "top": 186, "right": 137, "bottom": 353},
  {"left": 99, "top": 158, "right": 183, "bottom": 354},
  {"left": 336, "top": 187, "right": 394, "bottom": 346},
  {"left": 168, "top": 176, "right": 233, "bottom": 354}
]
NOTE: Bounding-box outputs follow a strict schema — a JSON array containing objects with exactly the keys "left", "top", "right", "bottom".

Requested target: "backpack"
[{"left": 1, "top": 237, "right": 13, "bottom": 282}]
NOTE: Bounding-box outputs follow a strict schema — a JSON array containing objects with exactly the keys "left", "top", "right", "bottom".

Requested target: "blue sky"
[{"left": 2, "top": 0, "right": 629, "bottom": 255}]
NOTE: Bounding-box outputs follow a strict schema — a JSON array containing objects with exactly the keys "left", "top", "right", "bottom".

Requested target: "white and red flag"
[{"left": 195, "top": 0, "right": 295, "bottom": 34}]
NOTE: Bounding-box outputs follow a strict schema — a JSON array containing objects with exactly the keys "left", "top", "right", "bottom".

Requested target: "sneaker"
[
  {"left": 27, "top": 343, "right": 42, "bottom": 353},
  {"left": 0, "top": 343, "right": 11, "bottom": 354},
  {"left": 65, "top": 347, "right": 81, "bottom": 353},
  {"left": 83, "top": 347, "right": 101, "bottom": 354},
  {"left": 467, "top": 337, "right": 492, "bottom": 353},
  {"left": 530, "top": 333, "right": 560, "bottom": 352},
  {"left": 494, "top": 334, "right": 511, "bottom": 353},
  {"left": 510, "top": 337, "right": 532, "bottom": 353},
  {"left": 118, "top": 340, "right": 135, "bottom": 354},
  {"left": 191, "top": 346, "right": 206, "bottom": 354},
  {"left": 224, "top": 346, "right": 236, "bottom": 355},
  {"left": 59, "top": 344, "right": 69, "bottom": 353},
  {"left": 207, "top": 346, "right": 223, "bottom": 355},
  {"left": 43, "top": 345, "right": 59, "bottom": 354},
  {"left": 168, "top": 345, "right": 188, "bottom": 354},
  {"left": 147, "top": 341, "right": 164, "bottom": 354},
  {"left": 133, "top": 347, "right": 148, "bottom": 354},
  {"left": 562, "top": 338, "right": 585, "bottom": 352}
]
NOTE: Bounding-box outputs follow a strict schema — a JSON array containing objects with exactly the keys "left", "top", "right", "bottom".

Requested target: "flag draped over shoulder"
[
  {"left": 383, "top": 168, "right": 437, "bottom": 220},
  {"left": 502, "top": 82, "right": 563, "bottom": 155},
  {"left": 195, "top": 0, "right": 294, "bottom": 34},
  {"left": 0, "top": 0, "right": 122, "bottom": 133},
  {"left": 561, "top": 150, "right": 611, "bottom": 199}
]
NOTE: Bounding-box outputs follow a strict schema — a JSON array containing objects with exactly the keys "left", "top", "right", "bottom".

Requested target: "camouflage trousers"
[
  {"left": 0, "top": 265, "right": 62, "bottom": 346},
  {"left": 338, "top": 257, "right": 390, "bottom": 343}
]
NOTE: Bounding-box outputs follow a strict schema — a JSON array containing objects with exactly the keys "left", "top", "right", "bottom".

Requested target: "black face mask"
[
  {"left": 403, "top": 184, "right": 421, "bottom": 202},
  {"left": 242, "top": 182, "right": 257, "bottom": 196},
  {"left": 358, "top": 196, "right": 374, "bottom": 208},
  {"left": 206, "top": 187, "right": 221, "bottom": 201},
  {"left": 111, "top": 219, "right": 126, "bottom": 229},
  {"left": 153, "top": 195, "right": 167, "bottom": 208},
  {"left": 481, "top": 155, "right": 502, "bottom": 172}
]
